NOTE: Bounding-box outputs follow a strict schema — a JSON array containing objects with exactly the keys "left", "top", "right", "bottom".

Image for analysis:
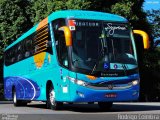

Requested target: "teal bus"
[{"left": 4, "top": 10, "right": 149, "bottom": 110}]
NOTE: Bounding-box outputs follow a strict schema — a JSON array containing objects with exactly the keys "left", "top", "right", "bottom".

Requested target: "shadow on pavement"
[{"left": 27, "top": 103, "right": 160, "bottom": 113}]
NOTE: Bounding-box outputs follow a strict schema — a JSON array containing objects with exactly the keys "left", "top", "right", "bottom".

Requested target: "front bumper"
[{"left": 69, "top": 83, "right": 139, "bottom": 102}]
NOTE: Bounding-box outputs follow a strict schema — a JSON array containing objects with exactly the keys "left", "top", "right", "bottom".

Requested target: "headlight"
[
  {"left": 67, "top": 77, "right": 87, "bottom": 86},
  {"left": 132, "top": 80, "right": 139, "bottom": 86},
  {"left": 76, "top": 80, "right": 87, "bottom": 86}
]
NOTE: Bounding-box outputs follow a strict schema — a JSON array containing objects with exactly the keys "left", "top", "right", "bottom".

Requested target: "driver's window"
[{"left": 52, "top": 19, "right": 68, "bottom": 68}]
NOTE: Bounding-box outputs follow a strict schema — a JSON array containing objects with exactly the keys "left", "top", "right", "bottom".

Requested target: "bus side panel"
[
  {"left": 4, "top": 52, "right": 58, "bottom": 101},
  {"left": 4, "top": 76, "right": 40, "bottom": 100},
  {"left": 3, "top": 22, "right": 68, "bottom": 101},
  {"left": 4, "top": 77, "right": 14, "bottom": 100}
]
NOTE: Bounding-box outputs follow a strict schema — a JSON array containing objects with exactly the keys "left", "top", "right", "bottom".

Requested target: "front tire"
[
  {"left": 46, "top": 84, "right": 63, "bottom": 110},
  {"left": 98, "top": 102, "right": 113, "bottom": 111}
]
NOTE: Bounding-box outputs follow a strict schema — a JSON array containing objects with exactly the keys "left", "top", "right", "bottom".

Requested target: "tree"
[
  {"left": 31, "top": 0, "right": 91, "bottom": 24},
  {"left": 111, "top": 0, "right": 151, "bottom": 32},
  {"left": 88, "top": 0, "right": 118, "bottom": 12},
  {"left": 0, "top": 0, "right": 33, "bottom": 44},
  {"left": 147, "top": 9, "right": 160, "bottom": 38}
]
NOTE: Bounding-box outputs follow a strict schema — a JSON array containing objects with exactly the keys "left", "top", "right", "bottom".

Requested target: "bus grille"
[{"left": 87, "top": 80, "right": 133, "bottom": 90}]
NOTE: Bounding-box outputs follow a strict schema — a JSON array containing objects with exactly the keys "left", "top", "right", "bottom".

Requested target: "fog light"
[
  {"left": 132, "top": 91, "right": 138, "bottom": 96},
  {"left": 77, "top": 91, "right": 85, "bottom": 98}
]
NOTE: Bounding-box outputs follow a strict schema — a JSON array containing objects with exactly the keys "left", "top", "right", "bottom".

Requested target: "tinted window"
[
  {"left": 4, "top": 24, "right": 52, "bottom": 66},
  {"left": 52, "top": 19, "right": 68, "bottom": 67}
]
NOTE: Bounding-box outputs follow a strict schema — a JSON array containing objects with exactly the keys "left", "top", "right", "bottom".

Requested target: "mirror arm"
[
  {"left": 133, "top": 30, "right": 150, "bottom": 49},
  {"left": 58, "top": 26, "right": 72, "bottom": 46}
]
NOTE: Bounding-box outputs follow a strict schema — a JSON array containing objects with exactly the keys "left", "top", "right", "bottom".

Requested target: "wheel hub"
[
  {"left": 13, "top": 92, "right": 16, "bottom": 103},
  {"left": 49, "top": 90, "right": 55, "bottom": 105}
]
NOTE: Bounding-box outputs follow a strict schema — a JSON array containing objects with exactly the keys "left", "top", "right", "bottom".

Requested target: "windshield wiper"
[
  {"left": 91, "top": 63, "right": 97, "bottom": 74},
  {"left": 90, "top": 37, "right": 107, "bottom": 75},
  {"left": 90, "top": 50, "right": 103, "bottom": 75}
]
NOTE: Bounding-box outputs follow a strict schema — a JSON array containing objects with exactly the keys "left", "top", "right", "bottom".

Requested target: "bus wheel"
[
  {"left": 13, "top": 88, "right": 27, "bottom": 106},
  {"left": 47, "top": 85, "right": 63, "bottom": 110},
  {"left": 98, "top": 102, "right": 113, "bottom": 111}
]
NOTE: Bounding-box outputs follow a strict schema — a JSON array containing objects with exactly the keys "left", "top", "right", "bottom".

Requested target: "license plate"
[{"left": 105, "top": 93, "right": 117, "bottom": 98}]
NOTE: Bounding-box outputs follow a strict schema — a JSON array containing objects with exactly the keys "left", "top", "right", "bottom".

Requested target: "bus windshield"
[{"left": 70, "top": 19, "right": 137, "bottom": 75}]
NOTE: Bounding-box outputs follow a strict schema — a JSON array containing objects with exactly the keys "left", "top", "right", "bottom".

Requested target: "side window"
[
  {"left": 5, "top": 46, "right": 16, "bottom": 65},
  {"left": 25, "top": 38, "right": 33, "bottom": 58},
  {"left": 4, "top": 51, "right": 9, "bottom": 65},
  {"left": 5, "top": 49, "right": 12, "bottom": 66},
  {"left": 4, "top": 24, "right": 53, "bottom": 66},
  {"left": 10, "top": 47, "right": 16, "bottom": 63},
  {"left": 53, "top": 19, "right": 68, "bottom": 67},
  {"left": 55, "top": 32, "right": 68, "bottom": 67},
  {"left": 52, "top": 19, "right": 66, "bottom": 31},
  {"left": 17, "top": 42, "right": 23, "bottom": 61}
]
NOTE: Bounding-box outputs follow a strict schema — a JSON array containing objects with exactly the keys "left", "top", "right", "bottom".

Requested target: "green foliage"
[
  {"left": 0, "top": 0, "right": 33, "bottom": 58},
  {"left": 0, "top": 0, "right": 32, "bottom": 42},
  {"left": 147, "top": 10, "right": 160, "bottom": 38},
  {"left": 31, "top": 0, "right": 91, "bottom": 24},
  {"left": 111, "top": 1, "right": 138, "bottom": 21},
  {"left": 144, "top": 48, "right": 160, "bottom": 71},
  {"left": 66, "top": 0, "right": 91, "bottom": 10},
  {"left": 141, "top": 48, "right": 160, "bottom": 101},
  {"left": 88, "top": 0, "right": 118, "bottom": 12},
  {"left": 110, "top": 0, "right": 151, "bottom": 32}
]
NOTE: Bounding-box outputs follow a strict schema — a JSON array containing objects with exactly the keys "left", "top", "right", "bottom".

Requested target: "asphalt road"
[{"left": 1, "top": 102, "right": 160, "bottom": 120}]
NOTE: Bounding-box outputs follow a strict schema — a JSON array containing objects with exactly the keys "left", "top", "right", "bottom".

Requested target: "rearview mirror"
[
  {"left": 133, "top": 30, "right": 150, "bottom": 49},
  {"left": 58, "top": 26, "right": 72, "bottom": 46}
]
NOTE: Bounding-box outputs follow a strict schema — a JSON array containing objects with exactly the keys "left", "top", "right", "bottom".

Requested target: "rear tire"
[
  {"left": 98, "top": 102, "right": 113, "bottom": 111},
  {"left": 13, "top": 88, "right": 27, "bottom": 106},
  {"left": 46, "top": 84, "right": 63, "bottom": 110}
]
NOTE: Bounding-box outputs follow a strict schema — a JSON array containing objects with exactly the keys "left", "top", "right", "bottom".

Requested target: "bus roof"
[{"left": 5, "top": 10, "right": 128, "bottom": 50}]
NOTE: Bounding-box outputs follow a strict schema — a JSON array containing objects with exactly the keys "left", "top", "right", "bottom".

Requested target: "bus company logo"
[
  {"left": 114, "top": 64, "right": 118, "bottom": 69},
  {"left": 107, "top": 84, "right": 114, "bottom": 90},
  {"left": 68, "top": 20, "right": 76, "bottom": 26},
  {"left": 105, "top": 23, "right": 127, "bottom": 35}
]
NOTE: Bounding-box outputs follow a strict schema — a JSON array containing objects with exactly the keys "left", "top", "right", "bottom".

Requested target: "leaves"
[
  {"left": 0, "top": 0, "right": 33, "bottom": 58},
  {"left": 31, "top": 0, "right": 91, "bottom": 24},
  {"left": 111, "top": 1, "right": 138, "bottom": 21},
  {"left": 147, "top": 9, "right": 160, "bottom": 38}
]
